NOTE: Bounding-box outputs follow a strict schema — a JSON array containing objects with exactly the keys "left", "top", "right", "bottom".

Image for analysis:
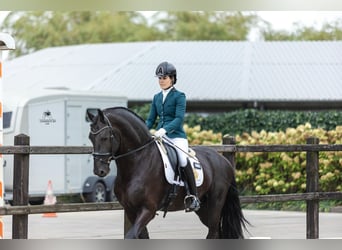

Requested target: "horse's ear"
[
  {"left": 98, "top": 109, "right": 106, "bottom": 123},
  {"left": 86, "top": 110, "right": 95, "bottom": 122},
  {"left": 86, "top": 108, "right": 101, "bottom": 123}
]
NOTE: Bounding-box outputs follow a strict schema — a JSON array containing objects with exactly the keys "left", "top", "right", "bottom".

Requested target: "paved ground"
[{"left": 1, "top": 209, "right": 342, "bottom": 239}]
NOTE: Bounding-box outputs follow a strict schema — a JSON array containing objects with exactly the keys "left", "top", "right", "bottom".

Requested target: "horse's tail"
[{"left": 220, "top": 177, "right": 249, "bottom": 239}]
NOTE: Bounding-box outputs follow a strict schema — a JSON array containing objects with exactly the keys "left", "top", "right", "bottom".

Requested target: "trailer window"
[{"left": 3, "top": 111, "right": 12, "bottom": 129}]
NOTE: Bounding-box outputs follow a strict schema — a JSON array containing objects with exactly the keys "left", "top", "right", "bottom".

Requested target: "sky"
[{"left": 0, "top": 11, "right": 9, "bottom": 23}]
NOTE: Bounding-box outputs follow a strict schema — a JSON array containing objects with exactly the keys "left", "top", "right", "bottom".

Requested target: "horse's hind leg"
[
  {"left": 205, "top": 210, "right": 222, "bottom": 238},
  {"left": 197, "top": 195, "right": 225, "bottom": 238},
  {"left": 125, "top": 207, "right": 155, "bottom": 239}
]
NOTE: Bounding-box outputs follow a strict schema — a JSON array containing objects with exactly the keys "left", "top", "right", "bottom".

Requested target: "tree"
[
  {"left": 3, "top": 11, "right": 342, "bottom": 57},
  {"left": 154, "top": 11, "right": 258, "bottom": 41},
  {"left": 261, "top": 20, "right": 342, "bottom": 41},
  {"left": 1, "top": 11, "right": 162, "bottom": 58},
  {"left": 1, "top": 11, "right": 261, "bottom": 58}
]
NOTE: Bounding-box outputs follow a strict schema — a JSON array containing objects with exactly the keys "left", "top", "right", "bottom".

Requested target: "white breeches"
[{"left": 165, "top": 136, "right": 188, "bottom": 167}]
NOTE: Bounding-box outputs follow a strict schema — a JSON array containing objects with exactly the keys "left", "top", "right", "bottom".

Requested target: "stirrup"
[{"left": 184, "top": 195, "right": 200, "bottom": 212}]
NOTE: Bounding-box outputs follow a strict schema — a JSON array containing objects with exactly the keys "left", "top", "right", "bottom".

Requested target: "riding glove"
[{"left": 154, "top": 128, "right": 166, "bottom": 138}]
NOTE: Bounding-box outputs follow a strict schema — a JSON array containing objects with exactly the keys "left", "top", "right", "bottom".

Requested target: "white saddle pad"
[{"left": 155, "top": 140, "right": 204, "bottom": 187}]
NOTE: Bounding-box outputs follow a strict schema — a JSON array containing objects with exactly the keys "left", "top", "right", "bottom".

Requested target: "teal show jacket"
[{"left": 146, "top": 88, "right": 187, "bottom": 139}]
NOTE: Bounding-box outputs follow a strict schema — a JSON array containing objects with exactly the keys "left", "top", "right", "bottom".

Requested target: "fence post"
[
  {"left": 306, "top": 137, "right": 319, "bottom": 239},
  {"left": 12, "top": 134, "right": 30, "bottom": 239},
  {"left": 222, "top": 135, "right": 236, "bottom": 169}
]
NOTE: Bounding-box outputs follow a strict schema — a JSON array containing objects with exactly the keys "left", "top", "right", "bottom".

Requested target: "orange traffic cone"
[{"left": 42, "top": 180, "right": 57, "bottom": 217}]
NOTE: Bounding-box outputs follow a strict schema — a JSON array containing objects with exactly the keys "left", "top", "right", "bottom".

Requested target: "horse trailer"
[{"left": 2, "top": 89, "right": 127, "bottom": 204}]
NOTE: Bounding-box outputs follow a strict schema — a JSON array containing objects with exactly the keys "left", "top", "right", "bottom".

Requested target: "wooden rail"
[
  {"left": 2, "top": 144, "right": 342, "bottom": 155},
  {"left": 0, "top": 134, "right": 341, "bottom": 239}
]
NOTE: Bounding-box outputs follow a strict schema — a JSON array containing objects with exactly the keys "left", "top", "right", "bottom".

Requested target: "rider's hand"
[{"left": 154, "top": 128, "right": 166, "bottom": 138}]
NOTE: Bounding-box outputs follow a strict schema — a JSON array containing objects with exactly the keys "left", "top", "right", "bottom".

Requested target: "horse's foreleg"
[
  {"left": 125, "top": 207, "right": 156, "bottom": 239},
  {"left": 139, "top": 227, "right": 150, "bottom": 239}
]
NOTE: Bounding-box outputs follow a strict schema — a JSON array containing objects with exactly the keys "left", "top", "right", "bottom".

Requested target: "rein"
[
  {"left": 111, "top": 139, "right": 155, "bottom": 161},
  {"left": 90, "top": 113, "right": 155, "bottom": 162}
]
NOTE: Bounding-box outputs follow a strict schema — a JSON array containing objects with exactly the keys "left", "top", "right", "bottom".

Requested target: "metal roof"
[{"left": 3, "top": 41, "right": 342, "bottom": 106}]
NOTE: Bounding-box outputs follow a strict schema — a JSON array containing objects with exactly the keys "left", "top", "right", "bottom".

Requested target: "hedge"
[
  {"left": 132, "top": 105, "right": 342, "bottom": 136},
  {"left": 184, "top": 109, "right": 342, "bottom": 136}
]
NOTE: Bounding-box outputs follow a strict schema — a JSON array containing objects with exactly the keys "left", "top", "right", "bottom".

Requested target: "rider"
[{"left": 146, "top": 61, "right": 201, "bottom": 212}]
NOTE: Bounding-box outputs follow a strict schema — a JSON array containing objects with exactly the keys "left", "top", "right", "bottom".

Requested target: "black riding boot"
[{"left": 181, "top": 160, "right": 200, "bottom": 212}]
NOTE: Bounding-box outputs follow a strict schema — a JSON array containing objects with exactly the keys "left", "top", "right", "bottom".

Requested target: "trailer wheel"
[
  {"left": 83, "top": 181, "right": 106, "bottom": 203},
  {"left": 29, "top": 197, "right": 45, "bottom": 205},
  {"left": 107, "top": 185, "right": 117, "bottom": 202}
]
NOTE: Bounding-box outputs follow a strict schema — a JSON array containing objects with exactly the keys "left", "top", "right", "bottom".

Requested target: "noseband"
[{"left": 90, "top": 113, "right": 154, "bottom": 163}]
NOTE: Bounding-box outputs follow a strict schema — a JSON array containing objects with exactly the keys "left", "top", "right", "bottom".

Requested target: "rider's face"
[{"left": 158, "top": 75, "right": 172, "bottom": 90}]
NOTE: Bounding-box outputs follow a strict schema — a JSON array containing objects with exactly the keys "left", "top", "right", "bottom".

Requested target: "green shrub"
[
  {"left": 235, "top": 124, "right": 342, "bottom": 196},
  {"left": 184, "top": 109, "right": 342, "bottom": 135},
  {"left": 131, "top": 105, "right": 342, "bottom": 135}
]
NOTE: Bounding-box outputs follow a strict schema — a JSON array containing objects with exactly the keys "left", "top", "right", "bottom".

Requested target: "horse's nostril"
[{"left": 96, "top": 169, "right": 107, "bottom": 177}]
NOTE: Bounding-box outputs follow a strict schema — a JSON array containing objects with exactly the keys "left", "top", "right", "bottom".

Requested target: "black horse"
[{"left": 87, "top": 107, "right": 249, "bottom": 239}]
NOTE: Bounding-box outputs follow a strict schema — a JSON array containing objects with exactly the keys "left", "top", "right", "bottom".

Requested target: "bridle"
[{"left": 90, "top": 113, "right": 155, "bottom": 163}]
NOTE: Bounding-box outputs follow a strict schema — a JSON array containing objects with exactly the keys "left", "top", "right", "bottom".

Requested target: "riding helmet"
[{"left": 155, "top": 61, "right": 177, "bottom": 84}]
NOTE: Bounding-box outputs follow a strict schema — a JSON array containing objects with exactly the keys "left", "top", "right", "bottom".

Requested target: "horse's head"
[{"left": 87, "top": 109, "right": 119, "bottom": 177}]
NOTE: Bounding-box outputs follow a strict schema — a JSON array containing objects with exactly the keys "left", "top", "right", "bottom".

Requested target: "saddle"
[{"left": 155, "top": 139, "right": 203, "bottom": 186}]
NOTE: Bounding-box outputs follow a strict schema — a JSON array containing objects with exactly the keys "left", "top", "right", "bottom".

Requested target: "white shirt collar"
[{"left": 162, "top": 86, "right": 173, "bottom": 102}]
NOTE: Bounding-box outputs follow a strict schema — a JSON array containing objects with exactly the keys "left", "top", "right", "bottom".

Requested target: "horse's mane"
[{"left": 103, "top": 106, "right": 149, "bottom": 132}]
